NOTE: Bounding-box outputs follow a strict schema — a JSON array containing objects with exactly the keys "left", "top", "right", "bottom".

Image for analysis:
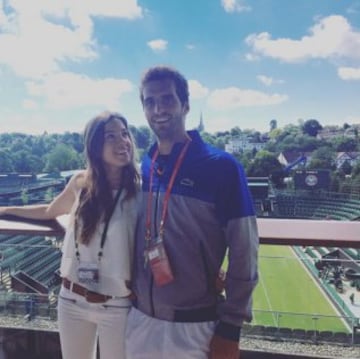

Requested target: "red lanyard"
[{"left": 145, "top": 139, "right": 191, "bottom": 242}]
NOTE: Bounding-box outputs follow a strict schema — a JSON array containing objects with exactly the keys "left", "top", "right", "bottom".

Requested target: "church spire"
[{"left": 198, "top": 112, "right": 205, "bottom": 132}]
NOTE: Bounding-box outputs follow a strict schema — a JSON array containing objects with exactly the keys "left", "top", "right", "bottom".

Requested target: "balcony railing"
[{"left": 0, "top": 215, "right": 359, "bottom": 358}]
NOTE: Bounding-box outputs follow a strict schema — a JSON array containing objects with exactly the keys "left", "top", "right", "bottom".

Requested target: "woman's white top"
[{"left": 60, "top": 189, "right": 140, "bottom": 297}]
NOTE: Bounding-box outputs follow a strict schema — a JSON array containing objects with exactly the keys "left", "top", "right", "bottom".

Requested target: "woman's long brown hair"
[{"left": 76, "top": 111, "right": 140, "bottom": 244}]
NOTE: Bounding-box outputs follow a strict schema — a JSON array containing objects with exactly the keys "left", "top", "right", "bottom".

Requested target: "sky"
[{"left": 0, "top": 0, "right": 359, "bottom": 135}]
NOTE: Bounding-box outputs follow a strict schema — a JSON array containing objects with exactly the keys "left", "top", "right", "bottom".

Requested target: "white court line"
[
  {"left": 292, "top": 247, "right": 352, "bottom": 332},
  {"left": 257, "top": 271, "right": 277, "bottom": 326}
]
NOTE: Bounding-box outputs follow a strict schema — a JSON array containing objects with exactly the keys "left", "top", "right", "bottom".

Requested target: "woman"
[{"left": 0, "top": 111, "right": 140, "bottom": 359}]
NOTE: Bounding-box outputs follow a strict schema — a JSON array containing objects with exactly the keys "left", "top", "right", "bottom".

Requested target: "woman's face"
[{"left": 101, "top": 118, "right": 133, "bottom": 171}]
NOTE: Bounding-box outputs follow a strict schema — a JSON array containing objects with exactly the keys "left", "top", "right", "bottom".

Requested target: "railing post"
[
  {"left": 276, "top": 312, "right": 282, "bottom": 339},
  {"left": 312, "top": 316, "right": 319, "bottom": 344}
]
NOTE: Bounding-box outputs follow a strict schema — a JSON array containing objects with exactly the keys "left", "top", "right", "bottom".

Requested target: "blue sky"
[{"left": 0, "top": 0, "right": 359, "bottom": 134}]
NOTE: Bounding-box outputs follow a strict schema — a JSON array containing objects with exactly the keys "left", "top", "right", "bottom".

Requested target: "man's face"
[{"left": 141, "top": 78, "right": 189, "bottom": 142}]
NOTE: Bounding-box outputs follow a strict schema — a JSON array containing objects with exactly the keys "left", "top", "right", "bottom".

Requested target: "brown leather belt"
[{"left": 62, "top": 278, "right": 112, "bottom": 303}]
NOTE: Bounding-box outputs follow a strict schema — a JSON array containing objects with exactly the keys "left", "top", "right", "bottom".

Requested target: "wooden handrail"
[
  {"left": 0, "top": 216, "right": 359, "bottom": 248},
  {"left": 257, "top": 218, "right": 360, "bottom": 248},
  {"left": 0, "top": 215, "right": 65, "bottom": 237}
]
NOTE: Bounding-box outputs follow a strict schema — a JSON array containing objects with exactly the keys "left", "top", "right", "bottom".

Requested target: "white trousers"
[
  {"left": 125, "top": 307, "right": 216, "bottom": 359},
  {"left": 58, "top": 286, "right": 131, "bottom": 359}
]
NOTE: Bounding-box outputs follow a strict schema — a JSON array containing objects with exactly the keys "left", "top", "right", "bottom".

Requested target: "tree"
[
  {"left": 234, "top": 150, "right": 253, "bottom": 172},
  {"left": 12, "top": 150, "right": 42, "bottom": 173},
  {"left": 230, "top": 126, "right": 242, "bottom": 137},
  {"left": 131, "top": 125, "right": 152, "bottom": 151},
  {"left": 44, "top": 143, "right": 82, "bottom": 172},
  {"left": 200, "top": 132, "right": 216, "bottom": 147},
  {"left": 247, "top": 151, "right": 283, "bottom": 177},
  {"left": 352, "top": 162, "right": 360, "bottom": 178},
  {"left": 213, "top": 137, "right": 226, "bottom": 150},
  {"left": 45, "top": 188, "right": 55, "bottom": 202},
  {"left": 335, "top": 138, "right": 358, "bottom": 152},
  {"left": 293, "top": 134, "right": 320, "bottom": 152},
  {"left": 307, "top": 147, "right": 336, "bottom": 171},
  {"left": 21, "top": 189, "right": 29, "bottom": 205},
  {"left": 339, "top": 160, "right": 352, "bottom": 176},
  {"left": 302, "top": 119, "right": 323, "bottom": 137},
  {"left": 0, "top": 150, "right": 14, "bottom": 172},
  {"left": 269, "top": 119, "right": 277, "bottom": 132},
  {"left": 62, "top": 132, "right": 84, "bottom": 153}
]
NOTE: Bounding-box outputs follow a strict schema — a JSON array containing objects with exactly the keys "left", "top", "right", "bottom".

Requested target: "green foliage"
[
  {"left": 44, "top": 143, "right": 83, "bottom": 172},
  {"left": 44, "top": 188, "right": 55, "bottom": 203},
  {"left": 200, "top": 132, "right": 216, "bottom": 147},
  {"left": 230, "top": 126, "right": 242, "bottom": 137},
  {"left": 0, "top": 150, "right": 14, "bottom": 172},
  {"left": 302, "top": 119, "right": 323, "bottom": 137},
  {"left": 21, "top": 189, "right": 29, "bottom": 205},
  {"left": 339, "top": 160, "right": 352, "bottom": 175},
  {"left": 233, "top": 151, "right": 253, "bottom": 169},
  {"left": 213, "top": 136, "right": 227, "bottom": 150},
  {"left": 0, "top": 120, "right": 359, "bottom": 197},
  {"left": 130, "top": 125, "right": 153, "bottom": 151},
  {"left": 353, "top": 162, "right": 360, "bottom": 178},
  {"left": 334, "top": 138, "right": 358, "bottom": 152},
  {"left": 247, "top": 151, "right": 282, "bottom": 178},
  {"left": 307, "top": 147, "right": 336, "bottom": 171},
  {"left": 269, "top": 119, "right": 277, "bottom": 131},
  {"left": 13, "top": 150, "right": 43, "bottom": 173},
  {"left": 0, "top": 132, "right": 84, "bottom": 174}
]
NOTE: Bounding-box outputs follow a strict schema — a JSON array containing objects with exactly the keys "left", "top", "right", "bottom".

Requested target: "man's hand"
[{"left": 209, "top": 335, "right": 240, "bottom": 359}]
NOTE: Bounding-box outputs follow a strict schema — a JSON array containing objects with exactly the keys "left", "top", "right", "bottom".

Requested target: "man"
[
  {"left": 350, "top": 293, "right": 355, "bottom": 305},
  {"left": 126, "top": 66, "right": 259, "bottom": 359}
]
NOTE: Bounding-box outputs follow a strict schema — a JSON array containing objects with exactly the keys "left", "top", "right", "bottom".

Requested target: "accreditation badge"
[
  {"left": 146, "top": 241, "right": 174, "bottom": 286},
  {"left": 77, "top": 262, "right": 99, "bottom": 287}
]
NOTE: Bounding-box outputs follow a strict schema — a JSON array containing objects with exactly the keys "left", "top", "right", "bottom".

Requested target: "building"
[{"left": 225, "top": 135, "right": 266, "bottom": 154}]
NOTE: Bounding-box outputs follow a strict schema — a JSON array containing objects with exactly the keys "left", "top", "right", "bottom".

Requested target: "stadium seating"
[{"left": 273, "top": 190, "right": 360, "bottom": 221}]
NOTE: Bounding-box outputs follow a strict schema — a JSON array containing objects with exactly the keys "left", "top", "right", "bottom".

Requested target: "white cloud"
[
  {"left": 207, "top": 87, "right": 288, "bottom": 110},
  {"left": 7, "top": 0, "right": 143, "bottom": 21},
  {"left": 245, "top": 53, "right": 260, "bottom": 62},
  {"left": 338, "top": 66, "right": 360, "bottom": 80},
  {"left": 257, "top": 75, "right": 284, "bottom": 86},
  {"left": 0, "top": 111, "right": 94, "bottom": 134},
  {"left": 188, "top": 80, "right": 209, "bottom": 99},
  {"left": 25, "top": 72, "right": 134, "bottom": 109},
  {"left": 0, "top": 1, "right": 143, "bottom": 78},
  {"left": 186, "top": 44, "right": 195, "bottom": 50},
  {"left": 78, "top": 0, "right": 143, "bottom": 19},
  {"left": 246, "top": 15, "right": 360, "bottom": 63},
  {"left": 147, "top": 39, "right": 168, "bottom": 52},
  {"left": 205, "top": 115, "right": 240, "bottom": 133},
  {"left": 221, "top": 0, "right": 251, "bottom": 13},
  {"left": 257, "top": 75, "right": 273, "bottom": 86}
]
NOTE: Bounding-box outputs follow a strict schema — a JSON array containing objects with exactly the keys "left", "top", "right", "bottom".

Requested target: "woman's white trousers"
[{"left": 58, "top": 286, "right": 131, "bottom": 359}]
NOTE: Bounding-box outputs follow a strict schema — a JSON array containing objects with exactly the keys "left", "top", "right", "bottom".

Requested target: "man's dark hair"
[{"left": 140, "top": 65, "right": 189, "bottom": 106}]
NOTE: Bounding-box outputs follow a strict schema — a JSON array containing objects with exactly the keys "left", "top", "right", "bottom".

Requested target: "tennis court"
[{"left": 252, "top": 245, "right": 348, "bottom": 331}]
